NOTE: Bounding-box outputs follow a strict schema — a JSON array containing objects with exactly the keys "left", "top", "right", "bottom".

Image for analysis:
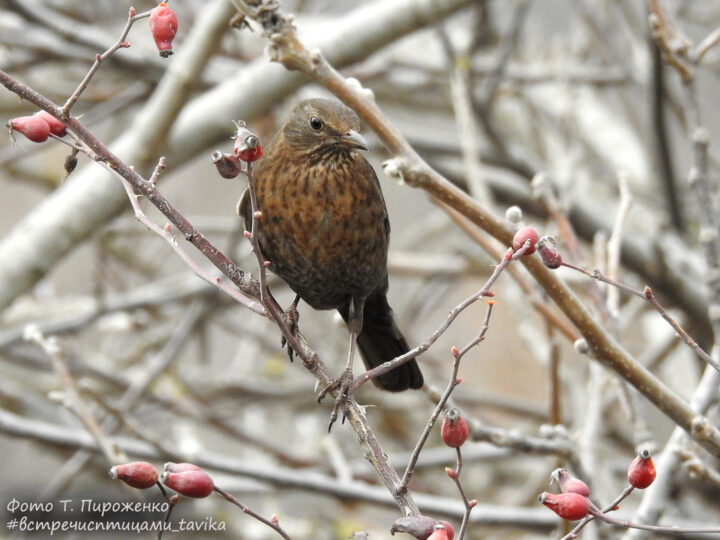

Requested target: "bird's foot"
[
  {"left": 279, "top": 297, "right": 300, "bottom": 362},
  {"left": 317, "top": 367, "right": 354, "bottom": 432}
]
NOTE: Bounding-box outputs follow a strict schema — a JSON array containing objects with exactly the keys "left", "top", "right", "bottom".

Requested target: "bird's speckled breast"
[{"left": 253, "top": 151, "right": 389, "bottom": 309}]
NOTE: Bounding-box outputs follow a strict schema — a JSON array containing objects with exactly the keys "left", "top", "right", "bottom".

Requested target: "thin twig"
[
  {"left": 561, "top": 260, "right": 720, "bottom": 374},
  {"left": 606, "top": 171, "right": 633, "bottom": 321},
  {"left": 23, "top": 326, "right": 120, "bottom": 466},
  {"left": 398, "top": 301, "right": 495, "bottom": 494},
  {"left": 451, "top": 447, "right": 475, "bottom": 540},
  {"left": 116, "top": 165, "right": 265, "bottom": 315},
  {"left": 214, "top": 486, "right": 292, "bottom": 540},
  {"left": 352, "top": 244, "right": 528, "bottom": 390},
  {"left": 62, "top": 7, "right": 153, "bottom": 115},
  {"left": 562, "top": 485, "right": 635, "bottom": 540},
  {"left": 591, "top": 507, "right": 720, "bottom": 534},
  {"left": 690, "top": 25, "right": 720, "bottom": 64}
]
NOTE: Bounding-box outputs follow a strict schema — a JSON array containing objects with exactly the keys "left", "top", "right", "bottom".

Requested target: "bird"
[{"left": 237, "top": 98, "right": 423, "bottom": 422}]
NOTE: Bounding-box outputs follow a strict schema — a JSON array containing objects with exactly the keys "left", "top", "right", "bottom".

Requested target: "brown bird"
[{"left": 238, "top": 98, "right": 423, "bottom": 413}]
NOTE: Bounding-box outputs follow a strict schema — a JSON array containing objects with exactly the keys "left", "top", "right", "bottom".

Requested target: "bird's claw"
[
  {"left": 280, "top": 299, "right": 300, "bottom": 362},
  {"left": 318, "top": 368, "right": 354, "bottom": 432}
]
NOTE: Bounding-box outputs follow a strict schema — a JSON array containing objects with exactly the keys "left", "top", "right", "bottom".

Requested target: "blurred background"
[{"left": 1, "top": 0, "right": 720, "bottom": 538}]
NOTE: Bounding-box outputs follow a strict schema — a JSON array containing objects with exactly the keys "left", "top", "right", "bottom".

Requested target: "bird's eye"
[{"left": 309, "top": 116, "right": 323, "bottom": 130}]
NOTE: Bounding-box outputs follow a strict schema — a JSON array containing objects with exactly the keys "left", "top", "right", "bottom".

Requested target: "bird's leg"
[
  {"left": 318, "top": 297, "right": 364, "bottom": 432},
  {"left": 280, "top": 294, "right": 300, "bottom": 362}
]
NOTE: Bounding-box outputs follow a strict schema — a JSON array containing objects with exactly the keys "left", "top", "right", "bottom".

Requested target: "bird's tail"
[{"left": 339, "top": 290, "right": 424, "bottom": 392}]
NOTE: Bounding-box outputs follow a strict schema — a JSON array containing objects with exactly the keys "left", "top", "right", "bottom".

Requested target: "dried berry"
[
  {"left": 441, "top": 408, "right": 469, "bottom": 448},
  {"left": 161, "top": 470, "right": 214, "bottom": 498},
  {"left": 212, "top": 151, "right": 242, "bottom": 179},
  {"left": 539, "top": 492, "right": 590, "bottom": 521},
  {"left": 552, "top": 468, "right": 590, "bottom": 497},
  {"left": 34, "top": 110, "right": 66, "bottom": 137},
  {"left": 390, "top": 515, "right": 435, "bottom": 539},
  {"left": 628, "top": 449, "right": 656, "bottom": 489},
  {"left": 108, "top": 461, "right": 158, "bottom": 489},
  {"left": 64, "top": 150, "right": 79, "bottom": 175},
  {"left": 512, "top": 226, "right": 539, "bottom": 255},
  {"left": 150, "top": 2, "right": 178, "bottom": 57},
  {"left": 537, "top": 236, "right": 562, "bottom": 268},
  {"left": 8, "top": 115, "right": 50, "bottom": 143}
]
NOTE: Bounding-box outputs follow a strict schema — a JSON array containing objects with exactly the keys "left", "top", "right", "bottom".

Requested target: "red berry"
[
  {"left": 8, "top": 115, "right": 50, "bottom": 143},
  {"left": 164, "top": 461, "right": 203, "bottom": 473},
  {"left": 212, "top": 151, "right": 242, "bottom": 179},
  {"left": 441, "top": 408, "right": 469, "bottom": 448},
  {"left": 539, "top": 492, "right": 590, "bottom": 521},
  {"left": 34, "top": 110, "right": 66, "bottom": 137},
  {"left": 427, "top": 523, "right": 450, "bottom": 540},
  {"left": 108, "top": 461, "right": 158, "bottom": 489},
  {"left": 512, "top": 226, "right": 539, "bottom": 254},
  {"left": 439, "top": 521, "right": 455, "bottom": 540},
  {"left": 236, "top": 144, "right": 263, "bottom": 163},
  {"left": 552, "top": 468, "right": 590, "bottom": 497},
  {"left": 161, "top": 470, "right": 214, "bottom": 498},
  {"left": 150, "top": 3, "right": 178, "bottom": 57},
  {"left": 233, "top": 125, "right": 263, "bottom": 163},
  {"left": 627, "top": 449, "right": 656, "bottom": 489},
  {"left": 537, "top": 237, "right": 563, "bottom": 268}
]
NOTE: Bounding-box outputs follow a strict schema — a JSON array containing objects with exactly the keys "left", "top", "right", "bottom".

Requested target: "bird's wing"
[{"left": 236, "top": 188, "right": 252, "bottom": 232}]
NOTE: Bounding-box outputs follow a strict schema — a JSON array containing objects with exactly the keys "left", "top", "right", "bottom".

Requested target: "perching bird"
[{"left": 238, "top": 98, "right": 423, "bottom": 416}]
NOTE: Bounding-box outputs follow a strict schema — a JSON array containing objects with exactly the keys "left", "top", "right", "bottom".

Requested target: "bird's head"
[{"left": 282, "top": 98, "right": 369, "bottom": 158}]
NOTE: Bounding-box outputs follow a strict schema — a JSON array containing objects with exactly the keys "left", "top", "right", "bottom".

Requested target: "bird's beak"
[{"left": 341, "top": 129, "right": 369, "bottom": 151}]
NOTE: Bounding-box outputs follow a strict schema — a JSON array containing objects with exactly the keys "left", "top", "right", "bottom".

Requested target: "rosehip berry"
[
  {"left": 34, "top": 110, "right": 67, "bottom": 137},
  {"left": 164, "top": 461, "right": 203, "bottom": 473},
  {"left": 233, "top": 126, "right": 263, "bottom": 163},
  {"left": 8, "top": 115, "right": 50, "bottom": 143},
  {"left": 161, "top": 470, "right": 214, "bottom": 498},
  {"left": 108, "top": 461, "right": 158, "bottom": 489},
  {"left": 552, "top": 468, "right": 590, "bottom": 497},
  {"left": 537, "top": 237, "right": 563, "bottom": 269},
  {"left": 236, "top": 144, "right": 263, "bottom": 163},
  {"left": 512, "top": 226, "right": 539, "bottom": 255},
  {"left": 627, "top": 449, "right": 656, "bottom": 489},
  {"left": 212, "top": 151, "right": 242, "bottom": 179},
  {"left": 150, "top": 2, "right": 178, "bottom": 57},
  {"left": 427, "top": 523, "right": 451, "bottom": 540},
  {"left": 439, "top": 521, "right": 455, "bottom": 540},
  {"left": 441, "top": 408, "right": 469, "bottom": 448},
  {"left": 539, "top": 492, "right": 590, "bottom": 521}
]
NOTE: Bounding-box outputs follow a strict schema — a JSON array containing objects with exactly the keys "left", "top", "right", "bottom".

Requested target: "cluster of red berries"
[
  {"left": 7, "top": 111, "right": 66, "bottom": 143},
  {"left": 540, "top": 451, "right": 657, "bottom": 521},
  {"left": 213, "top": 122, "right": 264, "bottom": 179},
  {"left": 109, "top": 461, "right": 215, "bottom": 498},
  {"left": 511, "top": 226, "right": 563, "bottom": 269}
]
